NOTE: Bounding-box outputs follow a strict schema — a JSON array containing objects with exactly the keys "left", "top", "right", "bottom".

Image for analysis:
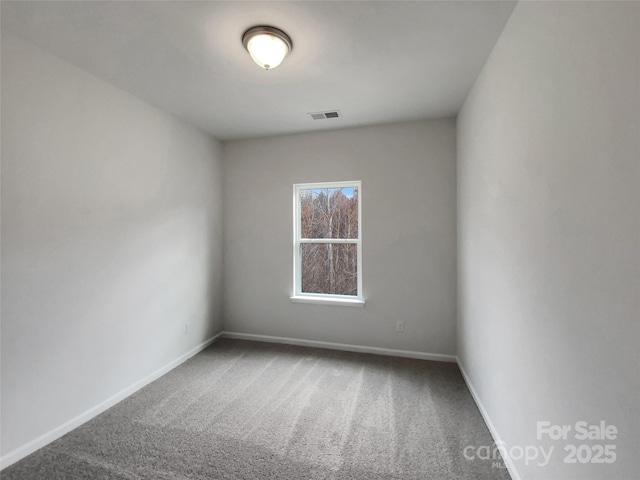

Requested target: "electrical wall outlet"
[{"left": 396, "top": 321, "right": 404, "bottom": 332}]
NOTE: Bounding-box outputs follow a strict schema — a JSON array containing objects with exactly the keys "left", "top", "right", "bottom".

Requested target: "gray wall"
[
  {"left": 457, "top": 2, "right": 639, "bottom": 479},
  {"left": 222, "top": 119, "right": 457, "bottom": 355},
  {"left": 1, "top": 34, "right": 224, "bottom": 457}
]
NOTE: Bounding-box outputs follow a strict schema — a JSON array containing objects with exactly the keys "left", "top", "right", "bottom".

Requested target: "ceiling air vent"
[{"left": 308, "top": 110, "right": 342, "bottom": 120}]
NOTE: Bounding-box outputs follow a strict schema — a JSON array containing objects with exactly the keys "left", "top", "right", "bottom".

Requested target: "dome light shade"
[{"left": 242, "top": 26, "right": 292, "bottom": 70}]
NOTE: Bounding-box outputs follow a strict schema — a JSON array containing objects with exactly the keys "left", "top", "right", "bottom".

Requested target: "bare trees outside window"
[{"left": 293, "top": 182, "right": 362, "bottom": 302}]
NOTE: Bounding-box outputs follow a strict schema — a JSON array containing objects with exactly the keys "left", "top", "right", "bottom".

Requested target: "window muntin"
[{"left": 293, "top": 181, "right": 362, "bottom": 303}]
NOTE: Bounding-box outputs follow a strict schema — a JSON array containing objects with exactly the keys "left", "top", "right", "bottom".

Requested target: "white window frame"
[{"left": 291, "top": 181, "right": 364, "bottom": 307}]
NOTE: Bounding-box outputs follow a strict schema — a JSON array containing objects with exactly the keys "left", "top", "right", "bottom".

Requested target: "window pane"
[
  {"left": 300, "top": 187, "right": 358, "bottom": 239},
  {"left": 301, "top": 243, "right": 357, "bottom": 296}
]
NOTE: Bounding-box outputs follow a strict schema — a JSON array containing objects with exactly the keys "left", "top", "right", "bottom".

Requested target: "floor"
[{"left": 2, "top": 338, "right": 510, "bottom": 479}]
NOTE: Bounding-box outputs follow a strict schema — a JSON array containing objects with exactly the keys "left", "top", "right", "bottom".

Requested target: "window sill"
[{"left": 290, "top": 296, "right": 365, "bottom": 307}]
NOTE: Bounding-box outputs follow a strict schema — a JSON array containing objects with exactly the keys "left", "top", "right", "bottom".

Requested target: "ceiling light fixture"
[{"left": 242, "top": 26, "right": 292, "bottom": 70}]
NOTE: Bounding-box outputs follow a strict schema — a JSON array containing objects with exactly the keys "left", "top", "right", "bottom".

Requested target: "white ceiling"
[{"left": 1, "top": 1, "right": 516, "bottom": 140}]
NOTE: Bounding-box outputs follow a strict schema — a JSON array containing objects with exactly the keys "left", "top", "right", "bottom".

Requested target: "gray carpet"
[{"left": 2, "top": 338, "right": 510, "bottom": 479}]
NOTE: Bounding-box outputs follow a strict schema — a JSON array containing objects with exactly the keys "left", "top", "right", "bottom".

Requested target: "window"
[{"left": 291, "top": 181, "right": 364, "bottom": 306}]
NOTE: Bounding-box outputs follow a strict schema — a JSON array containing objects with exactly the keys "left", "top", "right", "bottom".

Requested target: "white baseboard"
[
  {"left": 0, "top": 331, "right": 224, "bottom": 471},
  {"left": 221, "top": 331, "right": 457, "bottom": 363},
  {"left": 456, "top": 359, "right": 521, "bottom": 480}
]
